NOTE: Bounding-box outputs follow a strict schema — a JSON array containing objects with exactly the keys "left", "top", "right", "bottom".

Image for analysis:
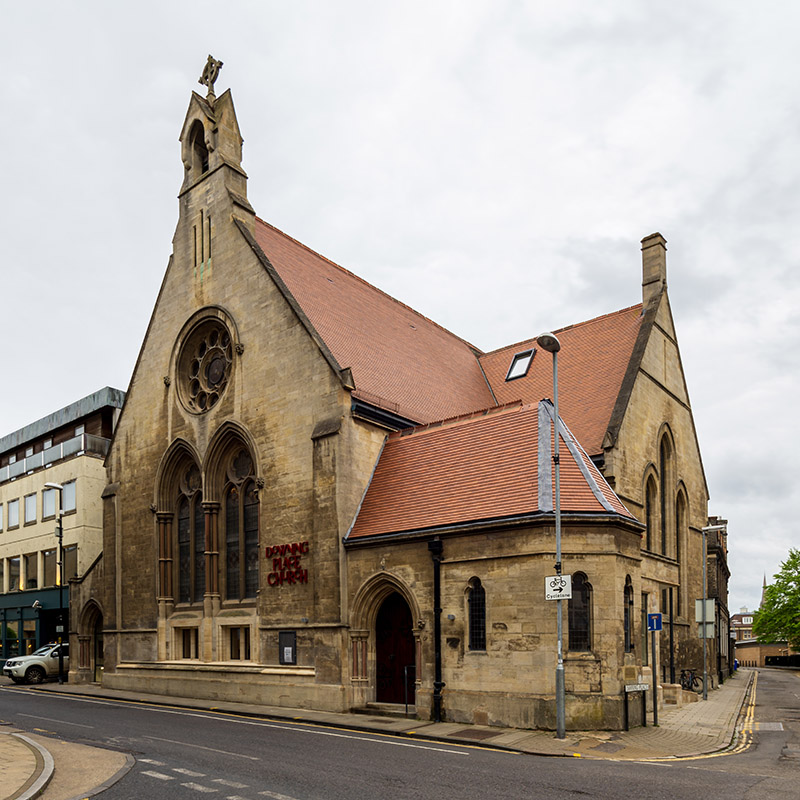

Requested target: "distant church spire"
[{"left": 760, "top": 574, "right": 767, "bottom": 608}]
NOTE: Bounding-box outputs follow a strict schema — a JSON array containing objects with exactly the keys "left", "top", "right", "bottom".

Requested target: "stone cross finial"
[{"left": 199, "top": 55, "right": 224, "bottom": 99}]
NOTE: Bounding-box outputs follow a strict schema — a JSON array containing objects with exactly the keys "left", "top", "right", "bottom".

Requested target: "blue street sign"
[{"left": 647, "top": 612, "right": 663, "bottom": 632}]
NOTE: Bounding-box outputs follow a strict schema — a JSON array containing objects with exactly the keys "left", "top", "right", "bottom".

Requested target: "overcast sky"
[{"left": 2, "top": 2, "right": 798, "bottom": 612}]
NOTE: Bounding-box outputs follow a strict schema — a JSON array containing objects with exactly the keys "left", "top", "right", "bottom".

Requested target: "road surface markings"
[
  {"left": 182, "top": 782, "right": 218, "bottom": 792},
  {"left": 145, "top": 735, "right": 260, "bottom": 760},
  {"left": 18, "top": 713, "right": 94, "bottom": 728},
  {"left": 15, "top": 688, "right": 488, "bottom": 756},
  {"left": 138, "top": 758, "right": 166, "bottom": 765},
  {"left": 213, "top": 779, "right": 249, "bottom": 788},
  {"left": 141, "top": 770, "right": 175, "bottom": 780},
  {"left": 174, "top": 767, "right": 207, "bottom": 776},
  {"left": 259, "top": 791, "right": 300, "bottom": 800}
]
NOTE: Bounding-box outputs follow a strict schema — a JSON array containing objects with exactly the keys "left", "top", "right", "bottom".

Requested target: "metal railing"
[{"left": 0, "top": 434, "right": 110, "bottom": 484}]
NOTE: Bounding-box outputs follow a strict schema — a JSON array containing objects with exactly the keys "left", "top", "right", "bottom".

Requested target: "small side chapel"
[{"left": 74, "top": 60, "right": 713, "bottom": 731}]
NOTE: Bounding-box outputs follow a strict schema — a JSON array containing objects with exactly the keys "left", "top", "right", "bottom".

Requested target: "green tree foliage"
[{"left": 753, "top": 548, "right": 800, "bottom": 650}]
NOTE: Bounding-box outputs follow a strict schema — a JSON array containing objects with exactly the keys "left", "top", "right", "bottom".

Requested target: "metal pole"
[
  {"left": 651, "top": 627, "right": 658, "bottom": 726},
  {"left": 552, "top": 349, "right": 565, "bottom": 740},
  {"left": 428, "top": 538, "right": 445, "bottom": 722},
  {"left": 57, "top": 501, "right": 65, "bottom": 684},
  {"left": 702, "top": 527, "right": 708, "bottom": 700}
]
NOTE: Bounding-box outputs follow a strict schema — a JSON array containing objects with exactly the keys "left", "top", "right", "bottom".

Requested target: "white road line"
[
  {"left": 145, "top": 735, "right": 260, "bottom": 761},
  {"left": 213, "top": 779, "right": 249, "bottom": 788},
  {"left": 141, "top": 770, "right": 175, "bottom": 780},
  {"left": 181, "top": 782, "right": 219, "bottom": 793},
  {"left": 22, "top": 690, "right": 471, "bottom": 756},
  {"left": 259, "top": 791, "right": 300, "bottom": 800},
  {"left": 138, "top": 758, "right": 166, "bottom": 765},
  {"left": 174, "top": 767, "right": 207, "bottom": 777},
  {"left": 18, "top": 713, "right": 94, "bottom": 728},
  {"left": 226, "top": 796, "right": 251, "bottom": 800}
]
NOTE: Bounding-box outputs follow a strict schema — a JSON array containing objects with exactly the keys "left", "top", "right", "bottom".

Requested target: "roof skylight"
[{"left": 505, "top": 349, "right": 535, "bottom": 381}]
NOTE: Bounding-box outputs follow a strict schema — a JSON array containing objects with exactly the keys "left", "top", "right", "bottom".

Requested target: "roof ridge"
[
  {"left": 389, "top": 400, "right": 524, "bottom": 440},
  {"left": 255, "top": 217, "right": 485, "bottom": 353},
  {"left": 482, "top": 303, "right": 644, "bottom": 357}
]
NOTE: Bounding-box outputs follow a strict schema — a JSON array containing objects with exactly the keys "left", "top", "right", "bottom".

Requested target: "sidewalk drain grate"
[{"left": 448, "top": 729, "right": 503, "bottom": 740}]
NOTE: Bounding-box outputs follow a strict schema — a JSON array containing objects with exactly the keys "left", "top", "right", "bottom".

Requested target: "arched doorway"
[{"left": 375, "top": 592, "right": 415, "bottom": 705}]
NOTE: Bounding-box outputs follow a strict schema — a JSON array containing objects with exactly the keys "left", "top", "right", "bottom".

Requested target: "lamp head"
[
  {"left": 536, "top": 332, "right": 561, "bottom": 354},
  {"left": 44, "top": 482, "right": 63, "bottom": 491}
]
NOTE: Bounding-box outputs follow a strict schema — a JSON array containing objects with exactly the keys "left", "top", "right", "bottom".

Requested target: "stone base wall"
[{"left": 103, "top": 662, "right": 348, "bottom": 712}]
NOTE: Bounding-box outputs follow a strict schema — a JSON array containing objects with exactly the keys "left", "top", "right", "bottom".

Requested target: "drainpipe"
[{"left": 428, "top": 537, "right": 445, "bottom": 722}]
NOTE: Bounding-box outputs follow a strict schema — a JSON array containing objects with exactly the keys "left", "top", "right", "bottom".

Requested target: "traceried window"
[
  {"left": 177, "top": 319, "right": 234, "bottom": 414},
  {"left": 467, "top": 577, "right": 486, "bottom": 651},
  {"left": 624, "top": 576, "right": 634, "bottom": 652},
  {"left": 223, "top": 450, "right": 259, "bottom": 600},
  {"left": 568, "top": 572, "right": 592, "bottom": 651},
  {"left": 176, "top": 465, "right": 204, "bottom": 604}
]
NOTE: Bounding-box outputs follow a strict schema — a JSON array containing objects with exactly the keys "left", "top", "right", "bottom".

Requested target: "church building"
[{"left": 73, "top": 60, "right": 713, "bottom": 730}]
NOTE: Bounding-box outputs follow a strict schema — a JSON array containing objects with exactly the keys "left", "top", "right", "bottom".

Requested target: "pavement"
[{"left": 0, "top": 668, "right": 755, "bottom": 799}]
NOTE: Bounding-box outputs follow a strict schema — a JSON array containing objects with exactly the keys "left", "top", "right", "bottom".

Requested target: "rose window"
[{"left": 178, "top": 320, "right": 234, "bottom": 413}]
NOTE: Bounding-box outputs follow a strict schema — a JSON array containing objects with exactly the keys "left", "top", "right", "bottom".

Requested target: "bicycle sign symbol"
[{"left": 545, "top": 574, "right": 572, "bottom": 600}]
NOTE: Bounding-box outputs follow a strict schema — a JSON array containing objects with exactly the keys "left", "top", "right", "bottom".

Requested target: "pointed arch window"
[
  {"left": 659, "top": 437, "right": 673, "bottom": 556},
  {"left": 223, "top": 450, "right": 259, "bottom": 600},
  {"left": 568, "top": 572, "right": 592, "bottom": 651},
  {"left": 467, "top": 577, "right": 486, "bottom": 651},
  {"left": 624, "top": 576, "right": 634, "bottom": 652},
  {"left": 190, "top": 120, "right": 209, "bottom": 176},
  {"left": 645, "top": 477, "right": 658, "bottom": 552},
  {"left": 176, "top": 470, "right": 204, "bottom": 604}
]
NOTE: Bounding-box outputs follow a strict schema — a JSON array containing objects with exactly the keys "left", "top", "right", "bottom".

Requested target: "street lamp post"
[
  {"left": 44, "top": 482, "right": 66, "bottom": 684},
  {"left": 537, "top": 331, "right": 565, "bottom": 740}
]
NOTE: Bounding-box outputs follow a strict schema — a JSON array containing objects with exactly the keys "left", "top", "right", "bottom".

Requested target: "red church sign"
[{"left": 266, "top": 541, "right": 309, "bottom": 586}]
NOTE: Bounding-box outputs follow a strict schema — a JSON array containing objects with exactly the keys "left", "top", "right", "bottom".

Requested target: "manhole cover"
[{"left": 448, "top": 729, "right": 503, "bottom": 740}]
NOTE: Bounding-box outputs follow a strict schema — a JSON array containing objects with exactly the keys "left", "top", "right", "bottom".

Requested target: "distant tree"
[{"left": 753, "top": 548, "right": 800, "bottom": 650}]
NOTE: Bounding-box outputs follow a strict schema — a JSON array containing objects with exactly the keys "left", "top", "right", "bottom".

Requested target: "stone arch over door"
[
  {"left": 77, "top": 600, "right": 104, "bottom": 683},
  {"left": 350, "top": 574, "right": 422, "bottom": 706}
]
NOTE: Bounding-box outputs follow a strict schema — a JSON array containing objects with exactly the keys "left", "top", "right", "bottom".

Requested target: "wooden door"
[{"left": 375, "top": 592, "right": 415, "bottom": 704}]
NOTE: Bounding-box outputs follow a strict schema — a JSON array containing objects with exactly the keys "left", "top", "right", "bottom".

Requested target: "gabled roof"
[
  {"left": 252, "top": 218, "right": 495, "bottom": 424},
  {"left": 249, "top": 219, "right": 645, "bottom": 458},
  {"left": 480, "top": 305, "right": 644, "bottom": 455},
  {"left": 347, "top": 400, "right": 635, "bottom": 541}
]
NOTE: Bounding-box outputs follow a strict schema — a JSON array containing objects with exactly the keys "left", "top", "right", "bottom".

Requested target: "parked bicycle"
[{"left": 680, "top": 668, "right": 701, "bottom": 691}]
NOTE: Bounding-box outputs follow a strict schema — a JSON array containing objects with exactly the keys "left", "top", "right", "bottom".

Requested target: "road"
[{"left": 0, "top": 668, "right": 798, "bottom": 799}]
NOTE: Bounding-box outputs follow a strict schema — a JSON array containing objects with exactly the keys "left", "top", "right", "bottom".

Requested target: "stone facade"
[{"left": 75, "top": 73, "right": 715, "bottom": 732}]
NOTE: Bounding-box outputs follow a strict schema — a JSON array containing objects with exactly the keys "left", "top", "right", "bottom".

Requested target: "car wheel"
[{"left": 25, "top": 666, "right": 46, "bottom": 685}]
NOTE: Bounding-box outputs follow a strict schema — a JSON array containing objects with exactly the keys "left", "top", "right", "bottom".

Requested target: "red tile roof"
[
  {"left": 253, "top": 218, "right": 495, "bottom": 424},
  {"left": 480, "top": 306, "right": 644, "bottom": 455},
  {"left": 347, "top": 401, "right": 634, "bottom": 540},
  {"left": 251, "top": 219, "right": 643, "bottom": 458}
]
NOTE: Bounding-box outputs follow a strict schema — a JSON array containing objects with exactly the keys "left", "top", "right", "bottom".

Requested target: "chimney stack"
[{"left": 641, "top": 232, "right": 667, "bottom": 306}]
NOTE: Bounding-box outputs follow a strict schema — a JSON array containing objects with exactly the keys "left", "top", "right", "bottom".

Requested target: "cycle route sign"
[{"left": 545, "top": 574, "right": 572, "bottom": 600}]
